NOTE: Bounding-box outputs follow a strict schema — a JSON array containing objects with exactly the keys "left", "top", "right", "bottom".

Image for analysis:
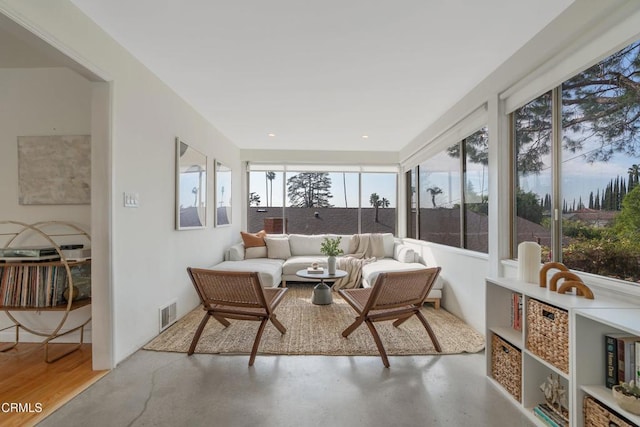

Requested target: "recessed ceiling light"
[
  {"left": 362, "top": 135, "right": 369, "bottom": 139},
  {"left": 268, "top": 133, "right": 276, "bottom": 137}
]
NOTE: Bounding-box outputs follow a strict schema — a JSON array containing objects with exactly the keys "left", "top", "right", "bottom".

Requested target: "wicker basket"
[
  {"left": 584, "top": 395, "right": 635, "bottom": 427},
  {"left": 491, "top": 334, "right": 522, "bottom": 402},
  {"left": 526, "top": 298, "right": 569, "bottom": 373}
]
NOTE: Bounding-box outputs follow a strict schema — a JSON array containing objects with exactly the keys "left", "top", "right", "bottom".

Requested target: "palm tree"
[
  {"left": 266, "top": 171, "right": 276, "bottom": 207},
  {"left": 370, "top": 193, "right": 380, "bottom": 222},
  {"left": 342, "top": 172, "right": 348, "bottom": 207},
  {"left": 380, "top": 197, "right": 390, "bottom": 208},
  {"left": 426, "top": 187, "right": 443, "bottom": 208}
]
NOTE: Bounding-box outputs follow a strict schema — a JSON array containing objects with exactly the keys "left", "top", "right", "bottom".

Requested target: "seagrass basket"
[
  {"left": 584, "top": 395, "right": 635, "bottom": 427},
  {"left": 491, "top": 334, "right": 522, "bottom": 402},
  {"left": 526, "top": 298, "right": 569, "bottom": 373}
]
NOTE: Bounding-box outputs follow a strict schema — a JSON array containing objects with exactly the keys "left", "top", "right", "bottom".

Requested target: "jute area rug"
[{"left": 144, "top": 285, "right": 485, "bottom": 356}]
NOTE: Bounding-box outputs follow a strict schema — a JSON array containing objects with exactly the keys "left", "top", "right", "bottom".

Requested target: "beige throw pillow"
[
  {"left": 265, "top": 237, "right": 291, "bottom": 259},
  {"left": 245, "top": 246, "right": 268, "bottom": 259}
]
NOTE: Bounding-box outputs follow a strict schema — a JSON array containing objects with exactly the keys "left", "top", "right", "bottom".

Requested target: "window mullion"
[
  {"left": 552, "top": 86, "right": 562, "bottom": 263},
  {"left": 460, "top": 140, "right": 466, "bottom": 249}
]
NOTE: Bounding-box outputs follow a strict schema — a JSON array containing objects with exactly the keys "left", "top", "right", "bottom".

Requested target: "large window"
[
  {"left": 248, "top": 166, "right": 397, "bottom": 235},
  {"left": 513, "top": 92, "right": 553, "bottom": 253},
  {"left": 409, "top": 127, "right": 489, "bottom": 253},
  {"left": 512, "top": 39, "right": 640, "bottom": 283}
]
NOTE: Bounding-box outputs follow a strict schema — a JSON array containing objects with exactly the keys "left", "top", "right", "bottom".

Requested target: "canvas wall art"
[{"left": 17, "top": 135, "right": 91, "bottom": 205}]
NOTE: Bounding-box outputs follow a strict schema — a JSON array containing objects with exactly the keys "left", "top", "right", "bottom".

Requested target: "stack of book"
[
  {"left": 605, "top": 333, "right": 640, "bottom": 388},
  {"left": 533, "top": 403, "right": 568, "bottom": 427},
  {"left": 0, "top": 246, "right": 60, "bottom": 262},
  {"left": 306, "top": 266, "right": 324, "bottom": 274}
]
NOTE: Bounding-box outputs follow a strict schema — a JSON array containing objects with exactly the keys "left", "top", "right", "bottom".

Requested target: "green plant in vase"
[{"left": 320, "top": 236, "right": 344, "bottom": 274}]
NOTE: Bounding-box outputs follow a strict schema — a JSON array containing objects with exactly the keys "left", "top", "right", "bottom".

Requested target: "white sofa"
[{"left": 211, "top": 233, "right": 442, "bottom": 308}]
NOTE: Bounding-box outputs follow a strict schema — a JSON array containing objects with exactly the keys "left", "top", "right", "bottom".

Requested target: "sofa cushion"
[
  {"left": 381, "top": 233, "right": 395, "bottom": 258},
  {"left": 265, "top": 237, "right": 292, "bottom": 259},
  {"left": 282, "top": 255, "right": 329, "bottom": 276},
  {"left": 208, "top": 259, "right": 284, "bottom": 287},
  {"left": 288, "top": 234, "right": 326, "bottom": 256}
]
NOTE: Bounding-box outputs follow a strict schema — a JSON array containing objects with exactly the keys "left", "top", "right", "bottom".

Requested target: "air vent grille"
[{"left": 159, "top": 301, "right": 177, "bottom": 332}]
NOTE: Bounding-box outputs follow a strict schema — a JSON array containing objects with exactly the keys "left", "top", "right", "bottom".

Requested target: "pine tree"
[{"left": 287, "top": 172, "right": 333, "bottom": 207}]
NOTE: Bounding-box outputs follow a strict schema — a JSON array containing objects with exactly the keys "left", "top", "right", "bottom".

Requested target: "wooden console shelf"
[{"left": 0, "top": 220, "right": 92, "bottom": 363}]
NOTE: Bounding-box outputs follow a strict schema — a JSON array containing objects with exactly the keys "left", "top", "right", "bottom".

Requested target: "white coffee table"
[{"left": 295, "top": 269, "right": 347, "bottom": 305}]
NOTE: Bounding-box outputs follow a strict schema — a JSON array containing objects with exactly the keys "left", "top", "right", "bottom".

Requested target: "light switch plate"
[{"left": 123, "top": 192, "right": 139, "bottom": 208}]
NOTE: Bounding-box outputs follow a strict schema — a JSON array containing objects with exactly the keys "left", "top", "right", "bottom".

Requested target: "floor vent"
[{"left": 159, "top": 301, "right": 177, "bottom": 332}]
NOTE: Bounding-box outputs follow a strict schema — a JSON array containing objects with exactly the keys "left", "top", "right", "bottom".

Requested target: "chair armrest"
[
  {"left": 393, "top": 244, "right": 416, "bottom": 263},
  {"left": 225, "top": 243, "right": 245, "bottom": 261}
]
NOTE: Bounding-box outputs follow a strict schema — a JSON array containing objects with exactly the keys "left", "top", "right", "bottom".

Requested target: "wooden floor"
[{"left": 0, "top": 343, "right": 109, "bottom": 427}]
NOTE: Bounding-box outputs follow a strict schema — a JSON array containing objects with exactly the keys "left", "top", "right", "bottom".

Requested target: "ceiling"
[{"left": 10, "top": 1, "right": 575, "bottom": 152}]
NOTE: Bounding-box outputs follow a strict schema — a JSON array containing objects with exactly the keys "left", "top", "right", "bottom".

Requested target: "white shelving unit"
[
  {"left": 574, "top": 308, "right": 640, "bottom": 426},
  {"left": 485, "top": 277, "right": 640, "bottom": 427}
]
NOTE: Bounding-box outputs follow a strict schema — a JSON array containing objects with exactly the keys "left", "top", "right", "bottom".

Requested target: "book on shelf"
[
  {"left": 533, "top": 407, "right": 560, "bottom": 427},
  {"left": 511, "top": 292, "right": 522, "bottom": 331},
  {"left": 0, "top": 246, "right": 58, "bottom": 257},
  {"left": 533, "top": 404, "right": 568, "bottom": 427},
  {"left": 605, "top": 333, "right": 640, "bottom": 388},
  {"left": 61, "top": 248, "right": 91, "bottom": 261},
  {"left": 306, "top": 267, "right": 324, "bottom": 274},
  {"left": 606, "top": 334, "right": 620, "bottom": 388}
]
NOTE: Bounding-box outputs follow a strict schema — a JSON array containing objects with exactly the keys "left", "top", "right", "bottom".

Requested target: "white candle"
[{"left": 517, "top": 241, "right": 541, "bottom": 284}]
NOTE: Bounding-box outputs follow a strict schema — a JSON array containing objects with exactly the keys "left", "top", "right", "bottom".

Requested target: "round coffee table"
[{"left": 295, "top": 269, "right": 347, "bottom": 305}]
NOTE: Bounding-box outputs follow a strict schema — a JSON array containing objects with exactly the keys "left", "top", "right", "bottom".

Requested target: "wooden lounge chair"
[
  {"left": 338, "top": 268, "right": 442, "bottom": 367},
  {"left": 186, "top": 268, "right": 288, "bottom": 366}
]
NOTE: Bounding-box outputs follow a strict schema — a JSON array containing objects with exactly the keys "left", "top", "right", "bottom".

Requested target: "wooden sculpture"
[
  {"left": 539, "top": 262, "right": 569, "bottom": 288},
  {"left": 557, "top": 280, "right": 594, "bottom": 299},
  {"left": 539, "top": 262, "right": 594, "bottom": 299},
  {"left": 549, "top": 271, "right": 582, "bottom": 292}
]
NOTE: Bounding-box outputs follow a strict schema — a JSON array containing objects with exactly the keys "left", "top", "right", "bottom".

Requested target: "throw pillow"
[
  {"left": 245, "top": 246, "right": 268, "bottom": 259},
  {"left": 265, "top": 237, "right": 291, "bottom": 259},
  {"left": 241, "top": 230, "right": 266, "bottom": 248}
]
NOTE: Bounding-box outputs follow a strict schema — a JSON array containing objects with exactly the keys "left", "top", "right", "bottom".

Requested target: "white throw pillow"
[
  {"left": 265, "top": 237, "right": 292, "bottom": 259},
  {"left": 245, "top": 246, "right": 268, "bottom": 259}
]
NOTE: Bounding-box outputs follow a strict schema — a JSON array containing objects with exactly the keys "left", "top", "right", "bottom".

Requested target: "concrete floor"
[{"left": 39, "top": 351, "right": 533, "bottom": 427}]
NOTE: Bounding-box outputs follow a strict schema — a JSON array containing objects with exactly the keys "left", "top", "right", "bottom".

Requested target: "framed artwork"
[
  {"left": 175, "top": 137, "right": 207, "bottom": 230},
  {"left": 17, "top": 135, "right": 91, "bottom": 205},
  {"left": 215, "top": 160, "right": 232, "bottom": 227}
]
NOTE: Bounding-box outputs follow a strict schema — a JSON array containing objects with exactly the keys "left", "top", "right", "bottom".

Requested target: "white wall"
[
  {"left": 404, "top": 239, "right": 487, "bottom": 333},
  {"left": 0, "top": 0, "right": 242, "bottom": 366},
  {"left": 0, "top": 67, "right": 93, "bottom": 339},
  {"left": 0, "top": 68, "right": 91, "bottom": 223}
]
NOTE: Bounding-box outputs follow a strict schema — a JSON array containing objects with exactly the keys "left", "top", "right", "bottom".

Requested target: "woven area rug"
[{"left": 144, "top": 285, "right": 485, "bottom": 356}]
